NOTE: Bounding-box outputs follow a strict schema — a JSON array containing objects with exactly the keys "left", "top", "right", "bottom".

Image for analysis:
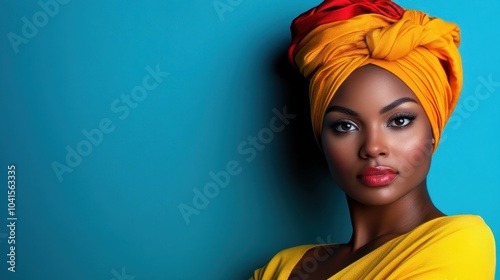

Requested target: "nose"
[{"left": 359, "top": 128, "right": 389, "bottom": 159}]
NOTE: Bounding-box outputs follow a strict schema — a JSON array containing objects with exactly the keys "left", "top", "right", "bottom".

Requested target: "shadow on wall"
[
  {"left": 272, "top": 48, "right": 327, "bottom": 186},
  {"left": 234, "top": 42, "right": 352, "bottom": 280},
  {"left": 270, "top": 45, "right": 350, "bottom": 238}
]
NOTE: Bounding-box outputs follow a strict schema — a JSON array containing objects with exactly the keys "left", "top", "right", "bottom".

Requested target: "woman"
[{"left": 252, "top": 0, "right": 496, "bottom": 279}]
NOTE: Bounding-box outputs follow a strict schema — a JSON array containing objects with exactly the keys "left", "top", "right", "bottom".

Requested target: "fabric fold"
[{"left": 288, "top": 0, "right": 462, "bottom": 151}]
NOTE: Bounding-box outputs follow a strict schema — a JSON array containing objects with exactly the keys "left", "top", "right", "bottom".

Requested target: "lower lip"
[{"left": 359, "top": 174, "right": 397, "bottom": 187}]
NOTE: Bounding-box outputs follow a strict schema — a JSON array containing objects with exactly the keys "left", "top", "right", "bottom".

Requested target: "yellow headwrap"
[{"left": 289, "top": 0, "right": 462, "bottom": 151}]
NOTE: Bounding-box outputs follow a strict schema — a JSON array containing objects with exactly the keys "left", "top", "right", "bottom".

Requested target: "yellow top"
[{"left": 252, "top": 215, "right": 496, "bottom": 279}]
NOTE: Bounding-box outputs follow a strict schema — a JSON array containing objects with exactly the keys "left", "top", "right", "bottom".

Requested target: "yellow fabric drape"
[{"left": 252, "top": 215, "right": 496, "bottom": 279}]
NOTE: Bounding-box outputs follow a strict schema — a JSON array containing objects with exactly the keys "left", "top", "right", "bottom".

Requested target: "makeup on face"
[
  {"left": 321, "top": 65, "right": 434, "bottom": 206},
  {"left": 357, "top": 166, "right": 398, "bottom": 188}
]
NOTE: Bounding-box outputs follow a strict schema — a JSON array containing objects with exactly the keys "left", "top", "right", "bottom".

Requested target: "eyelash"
[
  {"left": 330, "top": 112, "right": 417, "bottom": 134},
  {"left": 388, "top": 112, "right": 417, "bottom": 129},
  {"left": 330, "top": 120, "right": 358, "bottom": 134}
]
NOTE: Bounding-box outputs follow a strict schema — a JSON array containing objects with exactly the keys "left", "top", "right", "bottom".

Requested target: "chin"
[{"left": 340, "top": 177, "right": 426, "bottom": 207}]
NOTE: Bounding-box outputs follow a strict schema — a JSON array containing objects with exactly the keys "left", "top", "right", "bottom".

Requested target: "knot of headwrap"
[{"left": 288, "top": 0, "right": 462, "bottom": 151}]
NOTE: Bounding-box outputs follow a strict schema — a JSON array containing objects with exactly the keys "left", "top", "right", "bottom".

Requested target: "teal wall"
[{"left": 0, "top": 0, "right": 498, "bottom": 279}]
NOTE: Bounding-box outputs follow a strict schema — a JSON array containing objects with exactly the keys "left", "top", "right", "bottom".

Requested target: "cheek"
[
  {"left": 394, "top": 132, "right": 433, "bottom": 176},
  {"left": 322, "top": 135, "right": 356, "bottom": 178}
]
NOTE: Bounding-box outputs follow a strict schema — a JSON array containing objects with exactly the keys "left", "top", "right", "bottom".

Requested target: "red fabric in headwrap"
[
  {"left": 287, "top": 0, "right": 462, "bottom": 151},
  {"left": 288, "top": 0, "right": 405, "bottom": 66}
]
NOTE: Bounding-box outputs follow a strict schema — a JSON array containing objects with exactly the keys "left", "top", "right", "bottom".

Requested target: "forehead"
[{"left": 329, "top": 64, "right": 418, "bottom": 107}]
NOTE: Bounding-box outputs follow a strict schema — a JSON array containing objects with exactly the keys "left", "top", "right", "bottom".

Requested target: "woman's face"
[{"left": 321, "top": 64, "right": 434, "bottom": 206}]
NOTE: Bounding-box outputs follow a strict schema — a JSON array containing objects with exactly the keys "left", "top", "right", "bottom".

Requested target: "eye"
[
  {"left": 388, "top": 113, "right": 417, "bottom": 128},
  {"left": 332, "top": 120, "right": 358, "bottom": 133},
  {"left": 390, "top": 117, "right": 411, "bottom": 127}
]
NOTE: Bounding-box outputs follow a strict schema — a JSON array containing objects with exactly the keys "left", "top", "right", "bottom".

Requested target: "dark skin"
[{"left": 290, "top": 64, "right": 444, "bottom": 279}]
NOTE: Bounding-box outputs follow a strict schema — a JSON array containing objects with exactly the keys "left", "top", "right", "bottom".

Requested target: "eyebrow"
[
  {"left": 325, "top": 97, "right": 419, "bottom": 116},
  {"left": 325, "top": 105, "right": 359, "bottom": 116},
  {"left": 379, "top": 97, "right": 418, "bottom": 114}
]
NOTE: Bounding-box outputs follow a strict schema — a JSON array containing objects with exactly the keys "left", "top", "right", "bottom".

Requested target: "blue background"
[{"left": 0, "top": 0, "right": 498, "bottom": 279}]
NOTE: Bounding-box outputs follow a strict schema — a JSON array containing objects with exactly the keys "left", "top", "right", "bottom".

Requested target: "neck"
[{"left": 346, "top": 183, "right": 444, "bottom": 252}]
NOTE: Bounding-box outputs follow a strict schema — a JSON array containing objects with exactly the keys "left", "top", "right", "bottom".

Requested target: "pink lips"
[{"left": 358, "top": 166, "right": 398, "bottom": 187}]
